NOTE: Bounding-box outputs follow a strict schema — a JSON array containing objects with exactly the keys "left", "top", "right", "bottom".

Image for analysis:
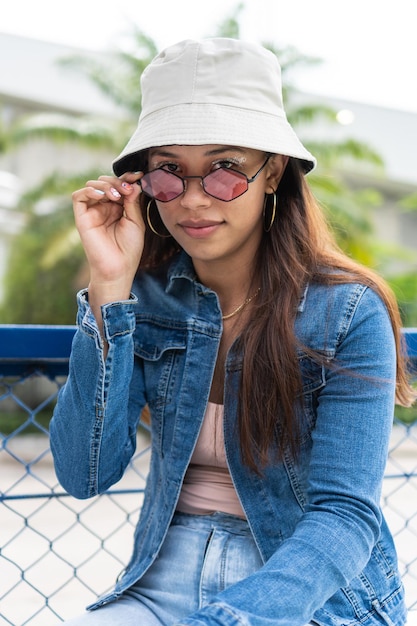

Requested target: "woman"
[{"left": 50, "top": 38, "right": 415, "bottom": 626}]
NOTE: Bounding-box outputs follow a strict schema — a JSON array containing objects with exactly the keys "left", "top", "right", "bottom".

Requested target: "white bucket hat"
[{"left": 112, "top": 38, "right": 316, "bottom": 176}]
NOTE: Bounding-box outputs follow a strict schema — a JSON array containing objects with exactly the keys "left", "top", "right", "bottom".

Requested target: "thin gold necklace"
[{"left": 221, "top": 288, "right": 260, "bottom": 320}]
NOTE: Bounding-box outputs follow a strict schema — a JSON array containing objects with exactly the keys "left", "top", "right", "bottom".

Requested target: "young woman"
[{"left": 50, "top": 38, "right": 415, "bottom": 626}]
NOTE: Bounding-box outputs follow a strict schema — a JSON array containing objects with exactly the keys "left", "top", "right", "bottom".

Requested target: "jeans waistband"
[{"left": 171, "top": 510, "right": 252, "bottom": 535}]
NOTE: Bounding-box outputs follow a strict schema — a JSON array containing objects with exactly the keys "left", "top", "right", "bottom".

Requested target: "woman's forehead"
[{"left": 148, "top": 145, "right": 259, "bottom": 158}]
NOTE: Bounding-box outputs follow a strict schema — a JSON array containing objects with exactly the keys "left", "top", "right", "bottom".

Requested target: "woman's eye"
[
  {"left": 159, "top": 162, "right": 179, "bottom": 173},
  {"left": 213, "top": 160, "right": 237, "bottom": 171}
]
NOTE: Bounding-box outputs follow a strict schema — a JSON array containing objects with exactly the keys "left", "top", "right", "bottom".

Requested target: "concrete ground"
[{"left": 1, "top": 425, "right": 417, "bottom": 625}]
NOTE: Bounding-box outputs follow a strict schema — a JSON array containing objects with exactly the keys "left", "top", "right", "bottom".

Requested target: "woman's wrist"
[{"left": 87, "top": 279, "right": 133, "bottom": 308}]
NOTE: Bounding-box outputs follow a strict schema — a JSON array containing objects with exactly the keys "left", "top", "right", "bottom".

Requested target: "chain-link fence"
[{"left": 1, "top": 326, "right": 417, "bottom": 625}]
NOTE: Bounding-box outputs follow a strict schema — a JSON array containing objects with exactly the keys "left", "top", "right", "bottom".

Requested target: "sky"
[{"left": 1, "top": 0, "right": 416, "bottom": 114}]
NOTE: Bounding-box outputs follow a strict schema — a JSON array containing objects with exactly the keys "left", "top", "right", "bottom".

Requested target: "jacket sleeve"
[
  {"left": 50, "top": 290, "right": 145, "bottom": 499},
  {"left": 175, "top": 287, "right": 398, "bottom": 626}
]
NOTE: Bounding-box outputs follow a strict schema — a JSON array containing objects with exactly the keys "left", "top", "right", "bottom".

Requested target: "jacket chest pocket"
[{"left": 134, "top": 325, "right": 188, "bottom": 446}]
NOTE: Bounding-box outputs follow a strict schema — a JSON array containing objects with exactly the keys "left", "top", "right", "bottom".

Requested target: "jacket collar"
[{"left": 166, "top": 251, "right": 309, "bottom": 309}]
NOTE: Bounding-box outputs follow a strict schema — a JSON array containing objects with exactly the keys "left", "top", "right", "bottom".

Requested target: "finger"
[
  {"left": 72, "top": 185, "right": 107, "bottom": 209},
  {"left": 119, "top": 171, "right": 144, "bottom": 184},
  {"left": 113, "top": 173, "right": 144, "bottom": 202},
  {"left": 120, "top": 184, "right": 144, "bottom": 225},
  {"left": 84, "top": 173, "right": 144, "bottom": 198},
  {"left": 115, "top": 173, "right": 144, "bottom": 204},
  {"left": 71, "top": 190, "right": 117, "bottom": 230},
  {"left": 86, "top": 176, "right": 142, "bottom": 203},
  {"left": 80, "top": 181, "right": 125, "bottom": 206}
]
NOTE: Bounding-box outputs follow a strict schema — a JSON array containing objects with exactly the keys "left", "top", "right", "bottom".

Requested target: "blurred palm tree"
[
  {"left": 0, "top": 6, "right": 410, "bottom": 323},
  {"left": 1, "top": 30, "right": 157, "bottom": 323}
]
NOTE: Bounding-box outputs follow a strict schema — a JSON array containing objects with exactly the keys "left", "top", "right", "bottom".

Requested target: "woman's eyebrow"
[{"left": 205, "top": 146, "right": 246, "bottom": 156}]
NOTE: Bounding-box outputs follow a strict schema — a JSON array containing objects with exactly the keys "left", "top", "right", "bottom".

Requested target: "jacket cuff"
[{"left": 76, "top": 289, "right": 138, "bottom": 342}]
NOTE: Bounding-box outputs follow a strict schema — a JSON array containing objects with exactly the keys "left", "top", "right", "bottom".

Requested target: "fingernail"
[
  {"left": 93, "top": 188, "right": 105, "bottom": 195},
  {"left": 121, "top": 182, "right": 132, "bottom": 190},
  {"left": 110, "top": 187, "right": 121, "bottom": 198}
]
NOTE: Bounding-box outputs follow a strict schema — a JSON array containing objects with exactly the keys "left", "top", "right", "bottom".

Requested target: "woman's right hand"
[{"left": 72, "top": 172, "right": 145, "bottom": 306}]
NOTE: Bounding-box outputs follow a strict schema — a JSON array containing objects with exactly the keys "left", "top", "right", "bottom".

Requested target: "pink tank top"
[{"left": 176, "top": 402, "right": 245, "bottom": 518}]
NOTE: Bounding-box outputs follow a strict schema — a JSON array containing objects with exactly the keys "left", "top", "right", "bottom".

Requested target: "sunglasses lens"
[
  {"left": 204, "top": 169, "right": 248, "bottom": 201},
  {"left": 141, "top": 170, "right": 184, "bottom": 202},
  {"left": 141, "top": 167, "right": 249, "bottom": 202}
]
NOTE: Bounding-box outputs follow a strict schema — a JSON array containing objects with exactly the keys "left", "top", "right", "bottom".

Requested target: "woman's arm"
[
  {"left": 71, "top": 172, "right": 144, "bottom": 342},
  {"left": 49, "top": 292, "right": 146, "bottom": 499},
  {"left": 50, "top": 173, "right": 147, "bottom": 497}
]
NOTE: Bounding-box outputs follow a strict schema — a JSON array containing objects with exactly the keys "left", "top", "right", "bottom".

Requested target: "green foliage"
[
  {"left": 399, "top": 193, "right": 417, "bottom": 212},
  {"left": 58, "top": 27, "right": 157, "bottom": 116},
  {"left": 212, "top": 2, "right": 244, "bottom": 38},
  {"left": 2, "top": 3, "right": 417, "bottom": 326},
  {"left": 11, "top": 112, "right": 124, "bottom": 153},
  {"left": 395, "top": 402, "right": 417, "bottom": 425},
  {"left": 0, "top": 205, "right": 84, "bottom": 324},
  {"left": 0, "top": 409, "right": 53, "bottom": 436},
  {"left": 0, "top": 104, "right": 10, "bottom": 153},
  {"left": 389, "top": 272, "right": 417, "bottom": 328}
]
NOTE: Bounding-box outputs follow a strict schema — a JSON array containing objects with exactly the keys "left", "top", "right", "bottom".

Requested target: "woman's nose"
[{"left": 180, "top": 176, "right": 211, "bottom": 207}]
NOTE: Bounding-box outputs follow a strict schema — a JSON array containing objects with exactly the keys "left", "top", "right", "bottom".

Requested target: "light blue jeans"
[{"left": 62, "top": 511, "right": 312, "bottom": 625}]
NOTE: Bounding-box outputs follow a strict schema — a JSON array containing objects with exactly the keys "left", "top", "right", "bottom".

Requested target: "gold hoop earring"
[
  {"left": 146, "top": 200, "right": 171, "bottom": 238},
  {"left": 263, "top": 192, "right": 277, "bottom": 232}
]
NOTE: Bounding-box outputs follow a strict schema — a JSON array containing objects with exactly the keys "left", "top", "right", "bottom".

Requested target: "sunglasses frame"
[{"left": 139, "top": 154, "right": 272, "bottom": 203}]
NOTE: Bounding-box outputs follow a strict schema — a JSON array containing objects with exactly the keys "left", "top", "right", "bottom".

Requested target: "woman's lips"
[{"left": 179, "top": 220, "right": 223, "bottom": 238}]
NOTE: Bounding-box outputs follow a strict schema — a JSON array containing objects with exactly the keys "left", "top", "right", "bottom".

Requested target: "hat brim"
[{"left": 112, "top": 103, "right": 316, "bottom": 176}]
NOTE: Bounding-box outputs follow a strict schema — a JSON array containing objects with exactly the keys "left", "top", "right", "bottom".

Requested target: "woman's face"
[{"left": 147, "top": 144, "right": 287, "bottom": 276}]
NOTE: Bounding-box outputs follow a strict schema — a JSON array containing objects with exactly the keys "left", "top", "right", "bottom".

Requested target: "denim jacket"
[{"left": 50, "top": 252, "right": 406, "bottom": 626}]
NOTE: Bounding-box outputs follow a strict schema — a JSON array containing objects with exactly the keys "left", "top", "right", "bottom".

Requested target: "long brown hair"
[{"left": 138, "top": 158, "right": 416, "bottom": 471}]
